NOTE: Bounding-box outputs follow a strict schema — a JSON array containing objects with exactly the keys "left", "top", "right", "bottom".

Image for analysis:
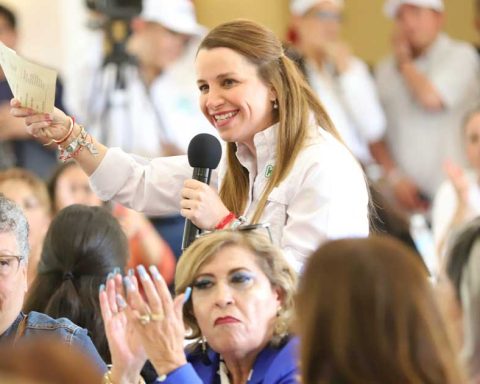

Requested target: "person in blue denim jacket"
[{"left": 0, "top": 194, "right": 106, "bottom": 373}]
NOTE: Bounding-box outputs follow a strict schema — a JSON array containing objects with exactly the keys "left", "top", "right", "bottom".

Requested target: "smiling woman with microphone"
[{"left": 10, "top": 19, "right": 369, "bottom": 270}]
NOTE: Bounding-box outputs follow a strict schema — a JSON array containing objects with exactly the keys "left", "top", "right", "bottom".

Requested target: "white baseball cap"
[
  {"left": 384, "top": 0, "right": 444, "bottom": 18},
  {"left": 140, "top": 0, "right": 206, "bottom": 36},
  {"left": 290, "top": 0, "right": 344, "bottom": 16}
]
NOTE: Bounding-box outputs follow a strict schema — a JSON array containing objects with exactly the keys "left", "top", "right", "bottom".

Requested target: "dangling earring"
[
  {"left": 273, "top": 99, "right": 279, "bottom": 110},
  {"left": 273, "top": 306, "right": 287, "bottom": 342},
  {"left": 200, "top": 336, "right": 212, "bottom": 365}
]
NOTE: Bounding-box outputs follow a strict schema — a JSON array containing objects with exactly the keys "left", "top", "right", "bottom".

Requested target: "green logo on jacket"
[{"left": 265, "top": 164, "right": 274, "bottom": 178}]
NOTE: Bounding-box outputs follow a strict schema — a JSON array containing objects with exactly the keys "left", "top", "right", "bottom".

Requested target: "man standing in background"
[{"left": 375, "top": 0, "right": 480, "bottom": 211}]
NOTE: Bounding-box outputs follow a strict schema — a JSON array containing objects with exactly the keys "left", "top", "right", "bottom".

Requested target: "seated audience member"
[
  {"left": 375, "top": 0, "right": 480, "bottom": 211},
  {"left": 445, "top": 218, "right": 480, "bottom": 383},
  {"left": 0, "top": 194, "right": 106, "bottom": 372},
  {"left": 23, "top": 204, "right": 128, "bottom": 364},
  {"left": 0, "top": 338, "right": 102, "bottom": 384},
  {"left": 289, "top": 0, "right": 388, "bottom": 168},
  {"left": 48, "top": 161, "right": 175, "bottom": 285},
  {"left": 100, "top": 230, "right": 298, "bottom": 383},
  {"left": 0, "top": 168, "right": 51, "bottom": 285},
  {"left": 432, "top": 106, "right": 480, "bottom": 256},
  {"left": 0, "top": 4, "right": 66, "bottom": 180},
  {"left": 297, "top": 236, "right": 465, "bottom": 384}
]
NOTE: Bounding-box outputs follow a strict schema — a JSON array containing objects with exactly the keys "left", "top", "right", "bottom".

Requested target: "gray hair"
[{"left": 0, "top": 194, "right": 29, "bottom": 261}]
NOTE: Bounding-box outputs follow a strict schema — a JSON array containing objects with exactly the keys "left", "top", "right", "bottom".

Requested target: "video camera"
[
  {"left": 85, "top": 0, "right": 142, "bottom": 69},
  {"left": 85, "top": 0, "right": 142, "bottom": 20}
]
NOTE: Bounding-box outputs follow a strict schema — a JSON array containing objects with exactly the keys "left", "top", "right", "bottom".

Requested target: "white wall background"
[{"left": 4, "top": 0, "right": 89, "bottom": 74}]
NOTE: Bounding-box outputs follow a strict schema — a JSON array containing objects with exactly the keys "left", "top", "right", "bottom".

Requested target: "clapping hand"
[
  {"left": 99, "top": 272, "right": 147, "bottom": 384},
  {"left": 123, "top": 265, "right": 191, "bottom": 379}
]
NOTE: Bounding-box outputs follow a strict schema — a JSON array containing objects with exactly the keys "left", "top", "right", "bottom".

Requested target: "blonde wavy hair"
[{"left": 175, "top": 230, "right": 297, "bottom": 345}]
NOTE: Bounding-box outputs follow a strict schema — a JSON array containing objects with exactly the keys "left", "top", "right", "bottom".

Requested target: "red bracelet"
[{"left": 215, "top": 212, "right": 236, "bottom": 230}]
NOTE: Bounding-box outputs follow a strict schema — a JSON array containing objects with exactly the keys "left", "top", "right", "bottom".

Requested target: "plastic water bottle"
[{"left": 410, "top": 213, "right": 438, "bottom": 279}]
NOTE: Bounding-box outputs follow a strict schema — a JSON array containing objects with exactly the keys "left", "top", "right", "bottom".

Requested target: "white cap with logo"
[
  {"left": 140, "top": 0, "right": 206, "bottom": 36},
  {"left": 290, "top": 0, "right": 344, "bottom": 16},
  {"left": 383, "top": 0, "right": 444, "bottom": 18}
]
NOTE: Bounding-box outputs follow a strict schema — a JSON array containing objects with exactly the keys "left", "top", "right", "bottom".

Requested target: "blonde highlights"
[{"left": 175, "top": 230, "right": 297, "bottom": 343}]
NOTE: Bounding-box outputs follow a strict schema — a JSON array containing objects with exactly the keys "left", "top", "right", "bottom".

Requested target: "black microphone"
[{"left": 181, "top": 133, "right": 222, "bottom": 250}]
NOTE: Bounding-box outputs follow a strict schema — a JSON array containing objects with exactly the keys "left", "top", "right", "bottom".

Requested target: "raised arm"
[{"left": 393, "top": 31, "right": 444, "bottom": 111}]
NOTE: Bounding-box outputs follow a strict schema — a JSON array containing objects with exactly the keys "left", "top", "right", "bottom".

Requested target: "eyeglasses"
[
  {"left": 236, "top": 223, "right": 273, "bottom": 243},
  {"left": 309, "top": 10, "right": 343, "bottom": 22},
  {"left": 197, "top": 222, "right": 273, "bottom": 243},
  {"left": 0, "top": 255, "right": 24, "bottom": 278}
]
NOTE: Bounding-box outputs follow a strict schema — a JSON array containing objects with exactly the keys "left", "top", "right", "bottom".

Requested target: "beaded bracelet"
[{"left": 58, "top": 125, "right": 98, "bottom": 162}]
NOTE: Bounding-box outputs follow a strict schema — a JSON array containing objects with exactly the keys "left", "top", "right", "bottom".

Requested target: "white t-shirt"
[
  {"left": 90, "top": 123, "right": 370, "bottom": 270},
  {"left": 306, "top": 57, "right": 386, "bottom": 164},
  {"left": 375, "top": 33, "right": 480, "bottom": 199}
]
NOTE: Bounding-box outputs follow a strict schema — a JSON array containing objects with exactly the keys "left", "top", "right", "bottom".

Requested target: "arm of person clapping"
[
  {"left": 99, "top": 273, "right": 147, "bottom": 384},
  {"left": 123, "top": 266, "right": 191, "bottom": 381}
]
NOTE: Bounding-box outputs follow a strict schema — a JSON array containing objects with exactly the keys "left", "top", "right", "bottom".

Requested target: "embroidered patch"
[{"left": 265, "top": 164, "right": 274, "bottom": 178}]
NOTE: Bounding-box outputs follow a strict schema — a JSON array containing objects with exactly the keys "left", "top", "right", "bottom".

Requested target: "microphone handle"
[
  {"left": 192, "top": 167, "right": 212, "bottom": 184},
  {"left": 181, "top": 167, "right": 213, "bottom": 250}
]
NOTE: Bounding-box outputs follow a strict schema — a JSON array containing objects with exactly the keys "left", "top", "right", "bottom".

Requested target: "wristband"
[
  {"left": 54, "top": 116, "right": 75, "bottom": 144},
  {"left": 215, "top": 212, "right": 236, "bottom": 230}
]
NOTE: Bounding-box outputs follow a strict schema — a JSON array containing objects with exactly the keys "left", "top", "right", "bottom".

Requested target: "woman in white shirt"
[{"left": 11, "top": 19, "right": 369, "bottom": 270}]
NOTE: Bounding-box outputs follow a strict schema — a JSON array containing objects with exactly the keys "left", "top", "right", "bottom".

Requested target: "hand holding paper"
[{"left": 0, "top": 42, "right": 57, "bottom": 113}]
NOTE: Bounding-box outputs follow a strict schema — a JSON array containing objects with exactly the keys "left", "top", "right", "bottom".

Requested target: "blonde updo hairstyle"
[{"left": 175, "top": 230, "right": 297, "bottom": 345}]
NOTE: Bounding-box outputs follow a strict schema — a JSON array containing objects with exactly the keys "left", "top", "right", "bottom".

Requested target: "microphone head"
[{"left": 187, "top": 133, "right": 222, "bottom": 169}]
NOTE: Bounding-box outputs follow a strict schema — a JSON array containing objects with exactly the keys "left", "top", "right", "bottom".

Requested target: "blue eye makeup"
[
  {"left": 193, "top": 277, "right": 214, "bottom": 290},
  {"left": 230, "top": 271, "right": 254, "bottom": 285}
]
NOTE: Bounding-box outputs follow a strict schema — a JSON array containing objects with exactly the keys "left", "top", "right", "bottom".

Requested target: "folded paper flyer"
[{"left": 0, "top": 42, "right": 57, "bottom": 113}]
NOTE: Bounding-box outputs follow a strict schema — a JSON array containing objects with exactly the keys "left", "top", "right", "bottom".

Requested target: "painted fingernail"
[
  {"left": 99, "top": 284, "right": 105, "bottom": 294},
  {"left": 106, "top": 272, "right": 114, "bottom": 281},
  {"left": 149, "top": 265, "right": 161, "bottom": 281},
  {"left": 137, "top": 265, "right": 149, "bottom": 281},
  {"left": 116, "top": 294, "right": 127, "bottom": 309},
  {"left": 123, "top": 276, "right": 135, "bottom": 292},
  {"left": 183, "top": 287, "right": 192, "bottom": 304},
  {"left": 128, "top": 268, "right": 134, "bottom": 277},
  {"left": 113, "top": 267, "right": 121, "bottom": 276}
]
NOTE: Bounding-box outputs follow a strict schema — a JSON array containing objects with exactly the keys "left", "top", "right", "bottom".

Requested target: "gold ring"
[
  {"left": 138, "top": 314, "right": 151, "bottom": 325},
  {"left": 150, "top": 313, "right": 164, "bottom": 322}
]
